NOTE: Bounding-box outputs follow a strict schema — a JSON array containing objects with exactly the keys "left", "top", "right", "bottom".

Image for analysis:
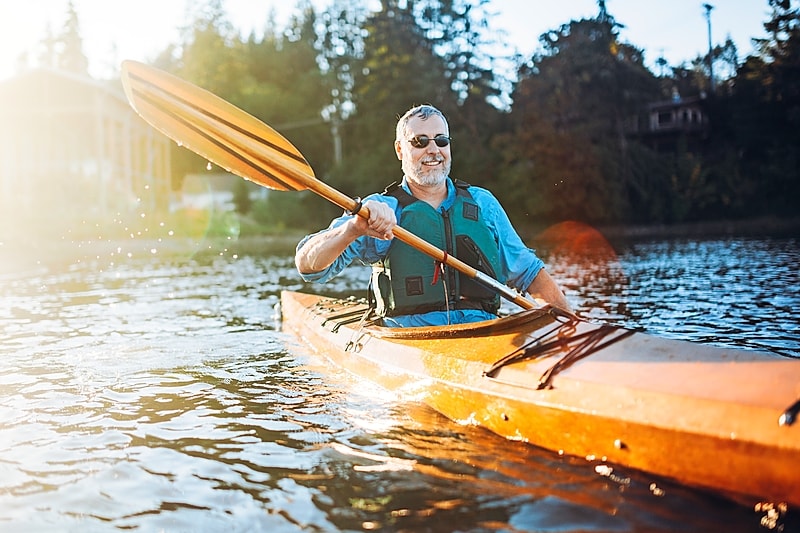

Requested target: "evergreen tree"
[
  {"left": 176, "top": 0, "right": 246, "bottom": 99},
  {"left": 239, "top": 2, "right": 336, "bottom": 227},
  {"left": 151, "top": 0, "right": 251, "bottom": 187},
  {"left": 36, "top": 23, "right": 59, "bottom": 70},
  {"left": 335, "top": 0, "right": 455, "bottom": 195},
  {"left": 730, "top": 0, "right": 800, "bottom": 215},
  {"left": 46, "top": 1, "right": 89, "bottom": 76},
  {"left": 317, "top": 0, "right": 369, "bottom": 167},
  {"left": 411, "top": 0, "right": 508, "bottom": 188},
  {"left": 337, "top": 0, "right": 510, "bottom": 195},
  {"left": 500, "top": 10, "right": 659, "bottom": 224}
]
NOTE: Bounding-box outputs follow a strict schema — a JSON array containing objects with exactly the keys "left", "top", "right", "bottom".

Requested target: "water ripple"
[{"left": 0, "top": 236, "right": 797, "bottom": 531}]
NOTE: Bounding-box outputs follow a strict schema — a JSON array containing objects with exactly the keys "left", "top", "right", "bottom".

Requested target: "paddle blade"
[{"left": 121, "top": 60, "right": 313, "bottom": 192}]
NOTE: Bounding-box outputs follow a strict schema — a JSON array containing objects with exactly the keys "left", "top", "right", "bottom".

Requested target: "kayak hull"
[{"left": 280, "top": 290, "right": 800, "bottom": 506}]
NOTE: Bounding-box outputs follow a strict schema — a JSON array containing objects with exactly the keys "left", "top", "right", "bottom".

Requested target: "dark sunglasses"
[{"left": 408, "top": 134, "right": 451, "bottom": 148}]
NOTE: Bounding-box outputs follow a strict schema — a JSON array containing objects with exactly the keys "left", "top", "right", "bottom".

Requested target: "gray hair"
[{"left": 395, "top": 104, "right": 449, "bottom": 143}]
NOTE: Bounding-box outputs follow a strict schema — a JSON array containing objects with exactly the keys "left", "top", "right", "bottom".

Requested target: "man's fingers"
[{"left": 363, "top": 201, "right": 396, "bottom": 238}]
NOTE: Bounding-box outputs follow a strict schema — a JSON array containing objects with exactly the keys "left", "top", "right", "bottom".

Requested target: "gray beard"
[{"left": 404, "top": 159, "right": 451, "bottom": 187}]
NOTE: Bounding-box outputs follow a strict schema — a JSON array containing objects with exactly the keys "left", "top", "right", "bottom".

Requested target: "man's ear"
[{"left": 394, "top": 140, "right": 403, "bottom": 160}]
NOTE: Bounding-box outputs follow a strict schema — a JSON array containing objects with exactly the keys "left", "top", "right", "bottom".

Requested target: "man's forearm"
[
  {"left": 295, "top": 222, "right": 359, "bottom": 274},
  {"left": 526, "top": 269, "right": 572, "bottom": 312}
]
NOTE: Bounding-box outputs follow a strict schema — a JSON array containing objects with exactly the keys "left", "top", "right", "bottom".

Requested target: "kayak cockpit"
[{"left": 309, "top": 295, "right": 571, "bottom": 340}]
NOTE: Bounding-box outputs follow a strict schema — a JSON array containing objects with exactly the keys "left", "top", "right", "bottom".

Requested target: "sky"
[{"left": 0, "top": 0, "right": 773, "bottom": 82}]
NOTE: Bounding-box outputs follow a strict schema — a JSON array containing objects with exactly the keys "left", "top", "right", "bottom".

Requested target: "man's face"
[{"left": 397, "top": 115, "right": 451, "bottom": 188}]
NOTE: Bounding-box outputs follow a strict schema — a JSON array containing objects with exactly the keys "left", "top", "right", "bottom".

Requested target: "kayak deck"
[{"left": 280, "top": 290, "right": 800, "bottom": 506}]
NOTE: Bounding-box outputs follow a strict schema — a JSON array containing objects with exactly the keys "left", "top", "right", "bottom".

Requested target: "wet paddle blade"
[{"left": 121, "top": 60, "right": 312, "bottom": 192}]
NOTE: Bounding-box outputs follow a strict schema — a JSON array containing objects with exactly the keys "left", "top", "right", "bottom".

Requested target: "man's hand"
[{"left": 356, "top": 200, "right": 396, "bottom": 240}]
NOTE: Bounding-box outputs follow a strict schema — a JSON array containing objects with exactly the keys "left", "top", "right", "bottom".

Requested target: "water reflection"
[{"left": 0, "top": 234, "right": 798, "bottom": 531}]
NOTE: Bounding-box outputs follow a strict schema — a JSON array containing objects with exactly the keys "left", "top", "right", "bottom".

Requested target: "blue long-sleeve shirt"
[{"left": 297, "top": 178, "right": 545, "bottom": 326}]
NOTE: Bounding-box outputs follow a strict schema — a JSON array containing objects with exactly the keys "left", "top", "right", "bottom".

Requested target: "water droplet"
[{"left": 595, "top": 465, "right": 613, "bottom": 477}]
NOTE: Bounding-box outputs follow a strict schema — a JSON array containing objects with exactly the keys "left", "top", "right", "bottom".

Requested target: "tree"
[
  {"left": 334, "top": 0, "right": 510, "bottom": 196},
  {"left": 335, "top": 0, "right": 456, "bottom": 196},
  {"left": 411, "top": 0, "right": 509, "bottom": 188},
  {"left": 175, "top": 0, "right": 247, "bottom": 98},
  {"left": 499, "top": 10, "right": 660, "bottom": 225},
  {"left": 36, "top": 24, "right": 59, "bottom": 70},
  {"left": 730, "top": 0, "right": 800, "bottom": 215},
  {"left": 413, "top": 0, "right": 507, "bottom": 107},
  {"left": 152, "top": 0, "right": 247, "bottom": 186},
  {"left": 673, "top": 37, "right": 740, "bottom": 97},
  {"left": 317, "top": 0, "right": 369, "bottom": 166},
  {"left": 239, "top": 2, "right": 337, "bottom": 227},
  {"left": 39, "top": 1, "right": 89, "bottom": 75},
  {"left": 58, "top": 1, "right": 89, "bottom": 74}
]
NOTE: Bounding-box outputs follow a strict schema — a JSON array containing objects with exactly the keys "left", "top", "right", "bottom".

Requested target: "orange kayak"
[{"left": 280, "top": 290, "right": 800, "bottom": 506}]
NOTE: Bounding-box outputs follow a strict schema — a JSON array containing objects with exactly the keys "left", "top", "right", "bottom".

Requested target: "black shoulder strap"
[
  {"left": 382, "top": 181, "right": 418, "bottom": 208},
  {"left": 383, "top": 178, "right": 473, "bottom": 205},
  {"left": 453, "top": 178, "right": 473, "bottom": 199}
]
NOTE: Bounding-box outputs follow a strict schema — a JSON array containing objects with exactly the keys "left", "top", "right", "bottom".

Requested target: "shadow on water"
[{"left": 0, "top": 232, "right": 798, "bottom": 531}]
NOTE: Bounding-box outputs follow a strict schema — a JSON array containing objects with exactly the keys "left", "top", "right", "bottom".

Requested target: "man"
[{"left": 295, "top": 104, "right": 571, "bottom": 326}]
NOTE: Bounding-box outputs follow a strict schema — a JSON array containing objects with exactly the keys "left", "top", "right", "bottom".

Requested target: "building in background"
[{"left": 0, "top": 68, "right": 171, "bottom": 236}]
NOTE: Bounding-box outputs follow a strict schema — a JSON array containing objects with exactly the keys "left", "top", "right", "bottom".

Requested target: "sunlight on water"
[
  {"left": 0, "top": 232, "right": 798, "bottom": 531},
  {"left": 536, "top": 225, "right": 800, "bottom": 357}
]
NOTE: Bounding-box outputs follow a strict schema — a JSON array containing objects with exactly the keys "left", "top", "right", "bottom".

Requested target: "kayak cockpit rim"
[{"left": 308, "top": 294, "right": 569, "bottom": 340}]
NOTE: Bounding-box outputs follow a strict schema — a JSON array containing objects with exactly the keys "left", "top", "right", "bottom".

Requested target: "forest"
[{"left": 46, "top": 0, "right": 800, "bottom": 230}]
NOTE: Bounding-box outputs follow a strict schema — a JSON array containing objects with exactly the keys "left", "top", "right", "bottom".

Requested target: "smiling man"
[{"left": 295, "top": 104, "right": 571, "bottom": 326}]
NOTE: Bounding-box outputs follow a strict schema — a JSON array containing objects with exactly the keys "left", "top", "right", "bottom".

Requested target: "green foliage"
[
  {"left": 48, "top": 0, "right": 799, "bottom": 231},
  {"left": 726, "top": 0, "right": 800, "bottom": 216},
  {"left": 157, "top": 0, "right": 800, "bottom": 228},
  {"left": 338, "top": 0, "right": 456, "bottom": 193},
  {"left": 250, "top": 191, "right": 335, "bottom": 230},
  {"left": 500, "top": 16, "right": 661, "bottom": 224}
]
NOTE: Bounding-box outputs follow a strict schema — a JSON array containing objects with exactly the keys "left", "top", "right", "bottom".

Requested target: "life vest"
[{"left": 371, "top": 179, "right": 504, "bottom": 317}]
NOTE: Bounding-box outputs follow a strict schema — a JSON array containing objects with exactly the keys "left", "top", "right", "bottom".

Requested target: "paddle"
[{"left": 120, "top": 60, "right": 535, "bottom": 311}]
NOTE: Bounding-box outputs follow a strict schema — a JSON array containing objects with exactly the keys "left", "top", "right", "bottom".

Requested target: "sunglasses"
[{"left": 408, "top": 134, "right": 451, "bottom": 148}]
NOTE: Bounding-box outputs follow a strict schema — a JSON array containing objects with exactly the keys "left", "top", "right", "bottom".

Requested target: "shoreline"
[
  {"left": 520, "top": 215, "right": 800, "bottom": 244},
  {"left": 596, "top": 215, "right": 800, "bottom": 240},
  {"left": 2, "top": 217, "right": 797, "bottom": 273}
]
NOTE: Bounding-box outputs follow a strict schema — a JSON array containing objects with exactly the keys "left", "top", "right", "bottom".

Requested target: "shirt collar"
[{"left": 399, "top": 177, "right": 456, "bottom": 211}]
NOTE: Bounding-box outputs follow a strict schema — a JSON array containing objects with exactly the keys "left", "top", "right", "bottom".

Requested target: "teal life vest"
[{"left": 371, "top": 179, "right": 504, "bottom": 317}]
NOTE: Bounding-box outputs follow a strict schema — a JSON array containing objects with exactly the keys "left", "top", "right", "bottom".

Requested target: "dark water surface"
[{"left": 1, "top": 233, "right": 798, "bottom": 532}]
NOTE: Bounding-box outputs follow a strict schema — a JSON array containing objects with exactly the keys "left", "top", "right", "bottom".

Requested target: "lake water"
[{"left": 1, "top": 229, "right": 798, "bottom": 532}]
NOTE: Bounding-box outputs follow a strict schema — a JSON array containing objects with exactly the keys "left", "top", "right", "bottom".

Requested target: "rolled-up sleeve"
[
  {"left": 295, "top": 194, "right": 397, "bottom": 283},
  {"left": 470, "top": 188, "right": 544, "bottom": 292}
]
